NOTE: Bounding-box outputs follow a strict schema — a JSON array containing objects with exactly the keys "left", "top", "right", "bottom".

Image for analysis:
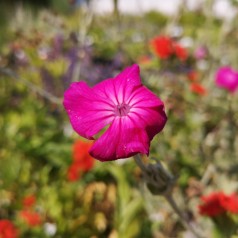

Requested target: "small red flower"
[
  {"left": 72, "top": 140, "right": 94, "bottom": 169},
  {"left": 190, "top": 83, "right": 207, "bottom": 95},
  {"left": 22, "top": 195, "right": 36, "bottom": 208},
  {"left": 19, "top": 210, "right": 42, "bottom": 227},
  {"left": 150, "top": 35, "right": 188, "bottom": 61},
  {"left": 220, "top": 193, "right": 238, "bottom": 213},
  {"left": 150, "top": 36, "right": 174, "bottom": 59},
  {"left": 187, "top": 71, "right": 198, "bottom": 81},
  {"left": 0, "top": 220, "right": 18, "bottom": 238},
  {"left": 67, "top": 163, "right": 81, "bottom": 181},
  {"left": 67, "top": 140, "right": 95, "bottom": 181},
  {"left": 199, "top": 192, "right": 238, "bottom": 217},
  {"left": 199, "top": 193, "right": 226, "bottom": 217},
  {"left": 174, "top": 43, "right": 188, "bottom": 61}
]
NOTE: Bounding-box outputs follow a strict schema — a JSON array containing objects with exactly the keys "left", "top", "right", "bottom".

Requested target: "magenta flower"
[
  {"left": 63, "top": 64, "right": 167, "bottom": 161},
  {"left": 215, "top": 67, "right": 238, "bottom": 93}
]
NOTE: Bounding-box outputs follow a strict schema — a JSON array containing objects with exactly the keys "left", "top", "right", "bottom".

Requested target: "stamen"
[{"left": 115, "top": 103, "right": 130, "bottom": 117}]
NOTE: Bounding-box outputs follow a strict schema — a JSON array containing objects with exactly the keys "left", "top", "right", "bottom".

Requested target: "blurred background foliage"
[{"left": 0, "top": 0, "right": 238, "bottom": 237}]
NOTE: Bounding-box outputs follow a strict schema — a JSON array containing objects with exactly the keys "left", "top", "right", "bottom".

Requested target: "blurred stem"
[
  {"left": 72, "top": 4, "right": 94, "bottom": 82},
  {"left": 113, "top": 0, "right": 119, "bottom": 19},
  {"left": 227, "top": 94, "right": 236, "bottom": 159},
  {"left": 200, "top": 163, "right": 215, "bottom": 185},
  {"left": 133, "top": 154, "right": 204, "bottom": 238},
  {"left": 0, "top": 67, "right": 62, "bottom": 105},
  {"left": 165, "top": 194, "right": 202, "bottom": 238},
  {"left": 134, "top": 154, "right": 147, "bottom": 172}
]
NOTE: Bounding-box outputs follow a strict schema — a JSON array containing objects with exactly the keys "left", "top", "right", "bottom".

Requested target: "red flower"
[
  {"left": 67, "top": 140, "right": 95, "bottom": 181},
  {"left": 72, "top": 140, "right": 94, "bottom": 168},
  {"left": 0, "top": 220, "right": 18, "bottom": 238},
  {"left": 187, "top": 71, "right": 198, "bottom": 81},
  {"left": 19, "top": 210, "right": 42, "bottom": 227},
  {"left": 199, "top": 193, "right": 226, "bottom": 217},
  {"left": 67, "top": 163, "right": 81, "bottom": 181},
  {"left": 199, "top": 192, "right": 238, "bottom": 217},
  {"left": 190, "top": 83, "right": 207, "bottom": 95},
  {"left": 220, "top": 193, "right": 238, "bottom": 213},
  {"left": 22, "top": 195, "right": 36, "bottom": 208},
  {"left": 174, "top": 43, "right": 188, "bottom": 61},
  {"left": 150, "top": 35, "right": 188, "bottom": 61},
  {"left": 150, "top": 36, "right": 174, "bottom": 59}
]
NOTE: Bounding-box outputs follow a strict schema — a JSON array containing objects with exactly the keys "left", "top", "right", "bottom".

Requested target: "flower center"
[{"left": 115, "top": 103, "right": 130, "bottom": 117}]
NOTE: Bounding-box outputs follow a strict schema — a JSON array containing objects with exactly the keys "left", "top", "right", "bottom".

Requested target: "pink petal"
[
  {"left": 63, "top": 82, "right": 114, "bottom": 139},
  {"left": 90, "top": 117, "right": 149, "bottom": 161},
  {"left": 215, "top": 67, "right": 238, "bottom": 93},
  {"left": 115, "top": 64, "right": 142, "bottom": 103},
  {"left": 127, "top": 86, "right": 164, "bottom": 107},
  {"left": 93, "top": 64, "right": 142, "bottom": 105},
  {"left": 91, "top": 64, "right": 154, "bottom": 108},
  {"left": 129, "top": 86, "right": 167, "bottom": 140},
  {"left": 130, "top": 106, "right": 167, "bottom": 140}
]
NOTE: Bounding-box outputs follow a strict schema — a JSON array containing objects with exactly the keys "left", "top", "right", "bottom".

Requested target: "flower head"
[
  {"left": 63, "top": 64, "right": 167, "bottom": 161},
  {"left": 220, "top": 193, "right": 238, "bottom": 213},
  {"left": 150, "top": 36, "right": 174, "bottom": 59},
  {"left": 174, "top": 43, "right": 188, "bottom": 61},
  {"left": 215, "top": 67, "right": 238, "bottom": 93},
  {"left": 0, "top": 220, "right": 18, "bottom": 238},
  {"left": 199, "top": 192, "right": 226, "bottom": 217},
  {"left": 19, "top": 210, "right": 42, "bottom": 227},
  {"left": 67, "top": 140, "right": 94, "bottom": 181},
  {"left": 198, "top": 192, "right": 238, "bottom": 217},
  {"left": 194, "top": 46, "right": 208, "bottom": 60},
  {"left": 22, "top": 195, "right": 36, "bottom": 208},
  {"left": 187, "top": 71, "right": 199, "bottom": 81},
  {"left": 190, "top": 83, "right": 207, "bottom": 95},
  {"left": 150, "top": 36, "right": 188, "bottom": 61},
  {"left": 72, "top": 140, "right": 94, "bottom": 167},
  {"left": 67, "top": 164, "right": 81, "bottom": 181}
]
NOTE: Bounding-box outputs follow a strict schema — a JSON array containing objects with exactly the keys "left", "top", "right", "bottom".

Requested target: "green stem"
[
  {"left": 133, "top": 154, "right": 147, "bottom": 172},
  {"left": 133, "top": 154, "right": 204, "bottom": 238},
  {"left": 165, "top": 194, "right": 203, "bottom": 238}
]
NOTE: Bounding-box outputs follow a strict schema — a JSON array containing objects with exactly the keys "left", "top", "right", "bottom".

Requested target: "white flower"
[{"left": 44, "top": 223, "right": 57, "bottom": 236}]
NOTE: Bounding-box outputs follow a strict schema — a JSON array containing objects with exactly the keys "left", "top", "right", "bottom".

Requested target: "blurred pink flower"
[
  {"left": 63, "top": 64, "right": 167, "bottom": 161},
  {"left": 215, "top": 67, "right": 238, "bottom": 93},
  {"left": 194, "top": 46, "right": 208, "bottom": 60}
]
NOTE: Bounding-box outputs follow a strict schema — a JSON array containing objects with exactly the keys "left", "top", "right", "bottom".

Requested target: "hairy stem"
[
  {"left": 134, "top": 153, "right": 204, "bottom": 238},
  {"left": 165, "top": 194, "right": 203, "bottom": 238}
]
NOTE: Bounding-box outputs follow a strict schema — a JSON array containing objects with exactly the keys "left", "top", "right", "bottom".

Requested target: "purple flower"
[
  {"left": 63, "top": 64, "right": 167, "bottom": 161},
  {"left": 215, "top": 67, "right": 238, "bottom": 93}
]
